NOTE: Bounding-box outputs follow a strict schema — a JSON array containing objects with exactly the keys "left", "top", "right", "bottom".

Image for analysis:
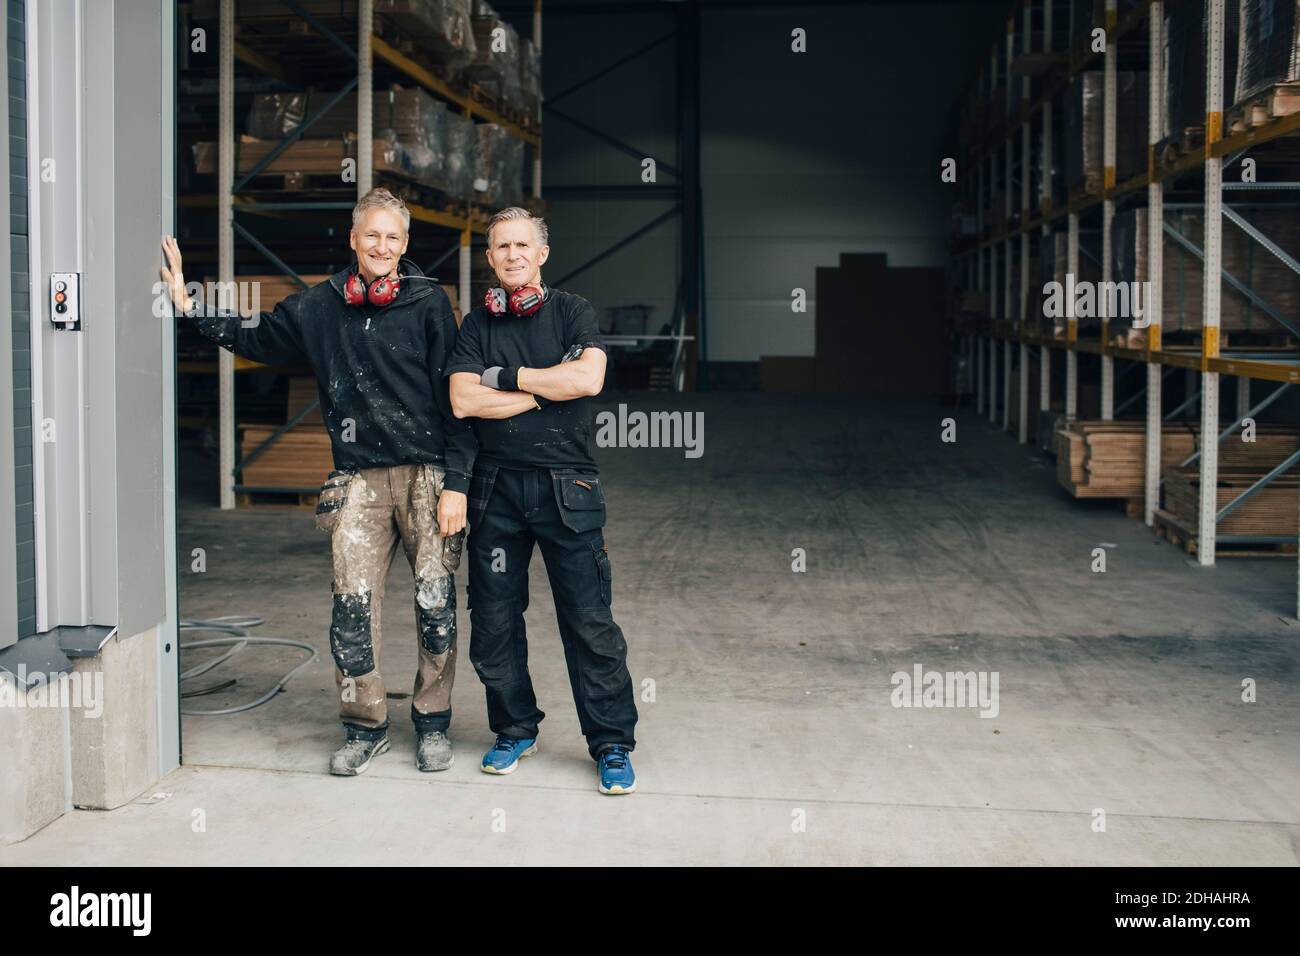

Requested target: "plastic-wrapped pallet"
[
  {"left": 247, "top": 92, "right": 310, "bottom": 139},
  {"left": 1034, "top": 104, "right": 1068, "bottom": 210},
  {"left": 499, "top": 23, "right": 523, "bottom": 113},
  {"left": 1044, "top": 232, "right": 1102, "bottom": 338},
  {"left": 1116, "top": 71, "right": 1149, "bottom": 183},
  {"left": 381, "top": 89, "right": 450, "bottom": 190},
  {"left": 519, "top": 37, "right": 542, "bottom": 125},
  {"left": 417, "top": 0, "right": 478, "bottom": 81},
  {"left": 1235, "top": 0, "right": 1300, "bottom": 104},
  {"left": 1221, "top": 207, "right": 1300, "bottom": 331},
  {"left": 1163, "top": 0, "right": 1239, "bottom": 147},
  {"left": 246, "top": 86, "right": 451, "bottom": 192},
  {"left": 192, "top": 1, "right": 476, "bottom": 80},
  {"left": 1064, "top": 72, "right": 1104, "bottom": 196},
  {"left": 1060, "top": 70, "right": 1148, "bottom": 194},
  {"left": 467, "top": 4, "right": 522, "bottom": 111},
  {"left": 247, "top": 86, "right": 439, "bottom": 141},
  {"left": 474, "top": 124, "right": 524, "bottom": 208},
  {"left": 503, "top": 135, "right": 524, "bottom": 206},
  {"left": 443, "top": 112, "right": 479, "bottom": 202},
  {"left": 1113, "top": 207, "right": 1300, "bottom": 341},
  {"left": 1031, "top": 233, "right": 1058, "bottom": 336}
]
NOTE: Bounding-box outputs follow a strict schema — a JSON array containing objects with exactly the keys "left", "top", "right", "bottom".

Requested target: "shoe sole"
[
  {"left": 329, "top": 737, "right": 390, "bottom": 777},
  {"left": 417, "top": 752, "right": 455, "bottom": 772},
  {"left": 480, "top": 743, "right": 538, "bottom": 775},
  {"left": 599, "top": 779, "right": 637, "bottom": 795}
]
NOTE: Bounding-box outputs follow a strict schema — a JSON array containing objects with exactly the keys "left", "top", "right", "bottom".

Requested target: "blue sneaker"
[
  {"left": 597, "top": 746, "right": 636, "bottom": 795},
  {"left": 480, "top": 735, "right": 538, "bottom": 774}
]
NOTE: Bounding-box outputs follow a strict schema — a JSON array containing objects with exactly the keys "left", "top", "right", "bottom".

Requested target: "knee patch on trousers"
[
  {"left": 468, "top": 599, "right": 519, "bottom": 683},
  {"left": 415, "top": 575, "right": 457, "bottom": 656},
  {"left": 330, "top": 592, "right": 375, "bottom": 677}
]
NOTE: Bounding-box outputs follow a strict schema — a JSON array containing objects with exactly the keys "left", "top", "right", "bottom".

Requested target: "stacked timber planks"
[
  {"left": 1056, "top": 420, "right": 1197, "bottom": 499},
  {"left": 1163, "top": 467, "right": 1299, "bottom": 538},
  {"left": 199, "top": 275, "right": 329, "bottom": 321},
  {"left": 192, "top": 137, "right": 405, "bottom": 185},
  {"left": 239, "top": 376, "right": 332, "bottom": 500},
  {"left": 239, "top": 422, "right": 334, "bottom": 494},
  {"left": 1055, "top": 419, "right": 1300, "bottom": 500}
]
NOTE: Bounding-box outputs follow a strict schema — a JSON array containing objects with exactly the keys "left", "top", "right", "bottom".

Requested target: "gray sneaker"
[
  {"left": 329, "top": 735, "right": 390, "bottom": 776},
  {"left": 416, "top": 730, "right": 454, "bottom": 772}
]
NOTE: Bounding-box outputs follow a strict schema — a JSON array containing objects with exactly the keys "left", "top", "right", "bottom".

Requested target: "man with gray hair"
[
  {"left": 160, "top": 186, "right": 474, "bottom": 777},
  {"left": 447, "top": 206, "right": 639, "bottom": 794}
]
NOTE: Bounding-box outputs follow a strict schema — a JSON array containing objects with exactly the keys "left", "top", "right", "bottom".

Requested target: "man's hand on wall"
[{"left": 159, "top": 235, "right": 193, "bottom": 313}]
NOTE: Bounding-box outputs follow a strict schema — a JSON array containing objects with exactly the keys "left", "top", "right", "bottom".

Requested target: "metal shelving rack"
[
  {"left": 955, "top": 0, "right": 1300, "bottom": 610},
  {"left": 197, "top": 0, "right": 544, "bottom": 508}
]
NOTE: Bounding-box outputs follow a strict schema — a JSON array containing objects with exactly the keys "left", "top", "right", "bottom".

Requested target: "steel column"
[
  {"left": 218, "top": 0, "right": 235, "bottom": 509},
  {"left": 1145, "top": 1, "right": 1164, "bottom": 525},
  {"left": 1066, "top": 213, "right": 1079, "bottom": 419},
  {"left": 1197, "top": 0, "right": 1226, "bottom": 566},
  {"left": 358, "top": 0, "right": 373, "bottom": 192}
]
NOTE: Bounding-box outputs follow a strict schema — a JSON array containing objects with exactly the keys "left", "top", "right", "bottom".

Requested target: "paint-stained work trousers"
[{"left": 319, "top": 464, "right": 464, "bottom": 741}]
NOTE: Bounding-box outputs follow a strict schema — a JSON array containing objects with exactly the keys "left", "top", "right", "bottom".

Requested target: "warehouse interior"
[{"left": 2, "top": 0, "right": 1299, "bottom": 867}]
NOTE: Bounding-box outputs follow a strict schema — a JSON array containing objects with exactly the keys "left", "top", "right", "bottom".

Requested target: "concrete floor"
[{"left": 4, "top": 394, "right": 1299, "bottom": 865}]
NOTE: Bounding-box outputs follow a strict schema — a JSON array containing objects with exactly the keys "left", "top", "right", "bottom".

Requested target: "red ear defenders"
[
  {"left": 344, "top": 270, "right": 401, "bottom": 307},
  {"left": 485, "top": 282, "right": 548, "bottom": 317},
  {"left": 344, "top": 267, "right": 443, "bottom": 308}
]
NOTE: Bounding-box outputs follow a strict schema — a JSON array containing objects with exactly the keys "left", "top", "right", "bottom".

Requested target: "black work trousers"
[{"left": 466, "top": 463, "right": 637, "bottom": 759}]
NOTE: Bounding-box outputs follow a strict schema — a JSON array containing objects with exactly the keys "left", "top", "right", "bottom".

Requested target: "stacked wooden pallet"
[
  {"left": 239, "top": 376, "right": 332, "bottom": 504},
  {"left": 1056, "top": 421, "right": 1197, "bottom": 499},
  {"left": 192, "top": 137, "right": 405, "bottom": 186},
  {"left": 239, "top": 424, "right": 333, "bottom": 494},
  {"left": 1110, "top": 208, "right": 1300, "bottom": 346},
  {"left": 1163, "top": 467, "right": 1299, "bottom": 538},
  {"left": 1055, "top": 419, "right": 1300, "bottom": 501},
  {"left": 285, "top": 376, "right": 325, "bottom": 424}
]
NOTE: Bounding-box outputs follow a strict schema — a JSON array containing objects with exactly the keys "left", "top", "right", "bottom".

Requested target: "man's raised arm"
[{"left": 160, "top": 235, "right": 306, "bottom": 366}]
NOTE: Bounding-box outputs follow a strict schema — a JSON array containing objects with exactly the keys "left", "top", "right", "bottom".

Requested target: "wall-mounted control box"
[{"left": 50, "top": 272, "right": 82, "bottom": 331}]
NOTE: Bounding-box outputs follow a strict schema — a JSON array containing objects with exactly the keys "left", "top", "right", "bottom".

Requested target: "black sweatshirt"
[
  {"left": 444, "top": 288, "right": 607, "bottom": 471},
  {"left": 184, "top": 258, "right": 475, "bottom": 494}
]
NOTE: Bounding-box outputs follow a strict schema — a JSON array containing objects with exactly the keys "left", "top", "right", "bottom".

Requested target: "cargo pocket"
[
  {"left": 315, "top": 471, "right": 353, "bottom": 533},
  {"left": 594, "top": 545, "right": 613, "bottom": 607},
  {"left": 442, "top": 529, "right": 465, "bottom": 575},
  {"left": 552, "top": 471, "right": 606, "bottom": 534}
]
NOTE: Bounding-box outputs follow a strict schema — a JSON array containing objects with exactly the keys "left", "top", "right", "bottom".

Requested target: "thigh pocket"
[
  {"left": 441, "top": 529, "right": 465, "bottom": 575},
  {"left": 594, "top": 545, "right": 613, "bottom": 607},
  {"left": 315, "top": 471, "right": 353, "bottom": 533},
  {"left": 552, "top": 471, "right": 606, "bottom": 534}
]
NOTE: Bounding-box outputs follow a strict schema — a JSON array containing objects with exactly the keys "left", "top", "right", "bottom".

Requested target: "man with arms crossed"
[
  {"left": 447, "top": 206, "right": 639, "bottom": 794},
  {"left": 161, "top": 187, "right": 472, "bottom": 776}
]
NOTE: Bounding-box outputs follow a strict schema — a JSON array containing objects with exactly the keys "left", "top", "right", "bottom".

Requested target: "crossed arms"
[{"left": 449, "top": 348, "right": 607, "bottom": 419}]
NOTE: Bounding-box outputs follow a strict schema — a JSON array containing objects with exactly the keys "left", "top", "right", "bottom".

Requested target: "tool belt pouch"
[{"left": 315, "top": 471, "right": 352, "bottom": 533}]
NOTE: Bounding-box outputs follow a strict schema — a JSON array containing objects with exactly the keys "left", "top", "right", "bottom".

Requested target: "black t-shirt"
[{"left": 445, "top": 289, "right": 607, "bottom": 470}]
